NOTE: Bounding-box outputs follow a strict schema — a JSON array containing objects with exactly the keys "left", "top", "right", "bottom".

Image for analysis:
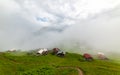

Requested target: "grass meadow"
[{"left": 0, "top": 51, "right": 120, "bottom": 75}]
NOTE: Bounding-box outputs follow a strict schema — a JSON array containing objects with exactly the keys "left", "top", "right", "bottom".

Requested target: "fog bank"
[{"left": 0, "top": 0, "right": 120, "bottom": 54}]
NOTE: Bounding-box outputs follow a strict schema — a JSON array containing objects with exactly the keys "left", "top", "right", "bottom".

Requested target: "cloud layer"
[{"left": 0, "top": 0, "right": 120, "bottom": 53}]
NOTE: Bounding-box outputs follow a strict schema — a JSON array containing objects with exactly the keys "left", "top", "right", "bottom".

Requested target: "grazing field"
[{"left": 0, "top": 51, "right": 120, "bottom": 75}]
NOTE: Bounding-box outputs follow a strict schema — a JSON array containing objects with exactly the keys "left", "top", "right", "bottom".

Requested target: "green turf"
[{"left": 0, "top": 51, "right": 120, "bottom": 75}]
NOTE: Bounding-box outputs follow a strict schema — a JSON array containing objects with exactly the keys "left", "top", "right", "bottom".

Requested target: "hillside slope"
[{"left": 0, "top": 52, "right": 120, "bottom": 75}]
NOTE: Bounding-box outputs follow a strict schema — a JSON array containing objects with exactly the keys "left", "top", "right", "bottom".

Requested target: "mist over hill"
[{"left": 0, "top": 0, "right": 120, "bottom": 54}]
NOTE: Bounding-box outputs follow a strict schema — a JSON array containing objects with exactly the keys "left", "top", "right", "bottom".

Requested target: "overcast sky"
[{"left": 0, "top": 0, "right": 120, "bottom": 53}]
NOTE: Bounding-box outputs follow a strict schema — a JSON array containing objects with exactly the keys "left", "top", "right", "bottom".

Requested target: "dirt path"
[{"left": 58, "top": 66, "right": 84, "bottom": 75}]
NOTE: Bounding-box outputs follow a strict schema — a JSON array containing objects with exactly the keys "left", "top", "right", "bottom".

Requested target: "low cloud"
[{"left": 0, "top": 0, "right": 120, "bottom": 54}]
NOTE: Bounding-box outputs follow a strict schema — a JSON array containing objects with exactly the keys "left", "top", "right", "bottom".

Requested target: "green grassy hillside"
[{"left": 0, "top": 51, "right": 120, "bottom": 75}]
